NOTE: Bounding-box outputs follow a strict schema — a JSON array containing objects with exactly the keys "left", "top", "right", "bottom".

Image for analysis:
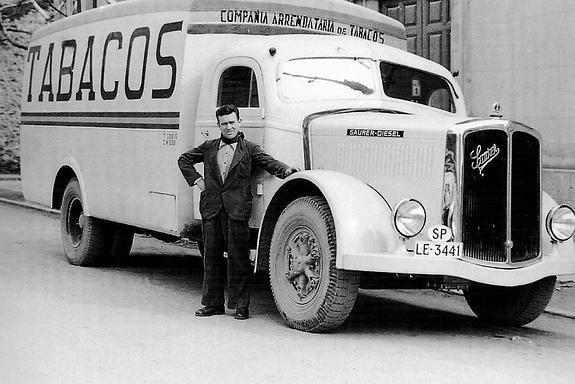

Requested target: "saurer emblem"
[{"left": 470, "top": 144, "right": 500, "bottom": 176}]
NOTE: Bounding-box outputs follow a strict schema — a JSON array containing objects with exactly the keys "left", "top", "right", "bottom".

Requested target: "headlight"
[
  {"left": 393, "top": 199, "right": 426, "bottom": 238},
  {"left": 546, "top": 205, "right": 575, "bottom": 242}
]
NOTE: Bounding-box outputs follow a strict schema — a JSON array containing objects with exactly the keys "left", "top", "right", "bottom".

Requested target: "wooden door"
[{"left": 379, "top": 0, "right": 451, "bottom": 69}]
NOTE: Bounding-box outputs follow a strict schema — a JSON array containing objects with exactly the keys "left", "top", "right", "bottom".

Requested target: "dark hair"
[{"left": 216, "top": 104, "right": 240, "bottom": 122}]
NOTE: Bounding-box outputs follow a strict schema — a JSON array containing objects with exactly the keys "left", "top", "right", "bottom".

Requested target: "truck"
[{"left": 20, "top": 0, "right": 575, "bottom": 332}]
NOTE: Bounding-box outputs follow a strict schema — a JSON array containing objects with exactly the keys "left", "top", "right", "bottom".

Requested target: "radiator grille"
[
  {"left": 461, "top": 128, "right": 541, "bottom": 264},
  {"left": 462, "top": 130, "right": 508, "bottom": 262},
  {"left": 511, "top": 131, "right": 541, "bottom": 262}
]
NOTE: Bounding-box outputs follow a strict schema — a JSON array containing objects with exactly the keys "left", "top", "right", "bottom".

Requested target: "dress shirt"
[{"left": 217, "top": 141, "right": 238, "bottom": 182}]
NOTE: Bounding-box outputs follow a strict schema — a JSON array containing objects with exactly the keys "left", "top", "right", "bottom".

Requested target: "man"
[{"left": 178, "top": 104, "right": 298, "bottom": 320}]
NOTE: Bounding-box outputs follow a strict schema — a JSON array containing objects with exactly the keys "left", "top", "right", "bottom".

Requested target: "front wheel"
[
  {"left": 464, "top": 276, "right": 556, "bottom": 326},
  {"left": 60, "top": 178, "right": 111, "bottom": 266},
  {"left": 269, "top": 196, "right": 360, "bottom": 332}
]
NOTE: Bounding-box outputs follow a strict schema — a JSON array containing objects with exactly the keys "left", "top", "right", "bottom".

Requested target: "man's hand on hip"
[{"left": 195, "top": 178, "right": 206, "bottom": 192}]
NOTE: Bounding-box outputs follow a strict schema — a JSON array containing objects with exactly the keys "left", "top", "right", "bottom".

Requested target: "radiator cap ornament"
[{"left": 490, "top": 102, "right": 503, "bottom": 118}]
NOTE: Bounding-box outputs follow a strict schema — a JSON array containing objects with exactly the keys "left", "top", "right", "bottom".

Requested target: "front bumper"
[{"left": 339, "top": 240, "right": 575, "bottom": 287}]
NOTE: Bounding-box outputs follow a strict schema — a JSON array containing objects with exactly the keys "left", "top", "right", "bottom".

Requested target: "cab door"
[{"left": 194, "top": 58, "right": 266, "bottom": 226}]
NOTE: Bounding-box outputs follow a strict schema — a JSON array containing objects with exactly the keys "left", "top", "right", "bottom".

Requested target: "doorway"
[{"left": 352, "top": 0, "right": 452, "bottom": 69}]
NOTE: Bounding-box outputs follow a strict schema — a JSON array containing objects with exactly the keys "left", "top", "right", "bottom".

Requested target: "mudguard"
[
  {"left": 263, "top": 170, "right": 404, "bottom": 269},
  {"left": 56, "top": 157, "right": 92, "bottom": 216}
]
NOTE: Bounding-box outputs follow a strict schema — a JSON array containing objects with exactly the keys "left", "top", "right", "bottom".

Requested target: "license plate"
[{"left": 415, "top": 241, "right": 463, "bottom": 257}]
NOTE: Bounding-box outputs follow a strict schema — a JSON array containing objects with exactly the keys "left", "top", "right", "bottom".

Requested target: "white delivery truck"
[{"left": 21, "top": 0, "right": 575, "bottom": 332}]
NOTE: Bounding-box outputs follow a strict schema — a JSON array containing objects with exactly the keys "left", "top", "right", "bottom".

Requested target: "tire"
[
  {"left": 109, "top": 224, "right": 134, "bottom": 259},
  {"left": 269, "top": 196, "right": 360, "bottom": 332},
  {"left": 464, "top": 276, "right": 556, "bottom": 326},
  {"left": 60, "top": 178, "right": 111, "bottom": 266}
]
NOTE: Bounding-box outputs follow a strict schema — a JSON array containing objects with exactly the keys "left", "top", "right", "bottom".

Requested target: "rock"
[{"left": 1, "top": 6, "right": 51, "bottom": 173}]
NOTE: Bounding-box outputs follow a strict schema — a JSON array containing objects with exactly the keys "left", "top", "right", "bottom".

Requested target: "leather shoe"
[
  {"left": 234, "top": 307, "right": 249, "bottom": 320},
  {"left": 195, "top": 306, "right": 225, "bottom": 317}
]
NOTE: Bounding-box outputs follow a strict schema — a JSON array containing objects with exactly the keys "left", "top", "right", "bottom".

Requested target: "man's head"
[{"left": 216, "top": 105, "right": 241, "bottom": 140}]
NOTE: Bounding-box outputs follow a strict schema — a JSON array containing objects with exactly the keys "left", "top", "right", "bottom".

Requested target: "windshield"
[
  {"left": 278, "top": 58, "right": 376, "bottom": 101},
  {"left": 380, "top": 61, "right": 455, "bottom": 113}
]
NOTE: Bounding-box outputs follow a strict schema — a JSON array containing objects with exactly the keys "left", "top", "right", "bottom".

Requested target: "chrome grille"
[
  {"left": 511, "top": 131, "right": 541, "bottom": 262},
  {"left": 462, "top": 130, "right": 508, "bottom": 262},
  {"left": 461, "top": 127, "right": 541, "bottom": 264}
]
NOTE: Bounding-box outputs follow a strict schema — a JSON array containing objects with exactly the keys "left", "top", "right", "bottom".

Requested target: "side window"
[
  {"left": 380, "top": 62, "right": 455, "bottom": 113},
  {"left": 217, "top": 66, "right": 259, "bottom": 107}
]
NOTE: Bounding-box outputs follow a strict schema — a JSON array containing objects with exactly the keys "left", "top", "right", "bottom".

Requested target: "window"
[
  {"left": 278, "top": 58, "right": 376, "bottom": 101},
  {"left": 380, "top": 61, "right": 455, "bottom": 112},
  {"left": 217, "top": 66, "right": 259, "bottom": 107}
]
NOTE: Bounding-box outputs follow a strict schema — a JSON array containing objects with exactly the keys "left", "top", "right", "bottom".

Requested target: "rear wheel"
[
  {"left": 109, "top": 224, "right": 134, "bottom": 259},
  {"left": 60, "top": 178, "right": 111, "bottom": 266},
  {"left": 464, "top": 276, "right": 556, "bottom": 326},
  {"left": 269, "top": 196, "right": 360, "bottom": 332}
]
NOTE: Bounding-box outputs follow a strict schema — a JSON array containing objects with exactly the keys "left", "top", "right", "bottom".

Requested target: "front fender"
[{"left": 261, "top": 170, "right": 403, "bottom": 270}]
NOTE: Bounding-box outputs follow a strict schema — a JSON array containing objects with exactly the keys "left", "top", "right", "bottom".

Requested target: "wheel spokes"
[{"left": 285, "top": 232, "right": 320, "bottom": 299}]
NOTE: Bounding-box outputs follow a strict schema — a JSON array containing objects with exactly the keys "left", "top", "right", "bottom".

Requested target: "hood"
[{"left": 304, "top": 109, "right": 456, "bottom": 224}]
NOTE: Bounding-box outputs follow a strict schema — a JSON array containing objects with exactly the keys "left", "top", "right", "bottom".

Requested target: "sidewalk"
[
  {"left": 0, "top": 174, "right": 59, "bottom": 214},
  {"left": 1, "top": 174, "right": 574, "bottom": 319}
]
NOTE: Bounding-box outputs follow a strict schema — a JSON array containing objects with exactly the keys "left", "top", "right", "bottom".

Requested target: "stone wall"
[{"left": 0, "top": 4, "right": 50, "bottom": 174}]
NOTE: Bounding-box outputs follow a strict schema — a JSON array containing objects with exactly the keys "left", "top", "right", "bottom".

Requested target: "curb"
[
  {"left": 440, "top": 289, "right": 575, "bottom": 321},
  {"left": 544, "top": 307, "right": 575, "bottom": 320},
  {"left": 0, "top": 197, "right": 59, "bottom": 216},
  {"left": 0, "top": 175, "right": 21, "bottom": 181}
]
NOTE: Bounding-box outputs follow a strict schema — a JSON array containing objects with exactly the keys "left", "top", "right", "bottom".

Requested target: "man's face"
[{"left": 217, "top": 112, "right": 240, "bottom": 140}]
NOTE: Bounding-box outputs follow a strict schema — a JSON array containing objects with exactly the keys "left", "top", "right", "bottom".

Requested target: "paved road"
[{"left": 1, "top": 203, "right": 574, "bottom": 384}]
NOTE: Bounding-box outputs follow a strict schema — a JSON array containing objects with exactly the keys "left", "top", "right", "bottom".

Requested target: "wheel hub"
[
  {"left": 67, "top": 197, "right": 84, "bottom": 247},
  {"left": 285, "top": 232, "right": 320, "bottom": 299}
]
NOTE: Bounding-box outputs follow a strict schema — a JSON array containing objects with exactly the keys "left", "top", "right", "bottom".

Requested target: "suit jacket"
[{"left": 178, "top": 134, "right": 290, "bottom": 221}]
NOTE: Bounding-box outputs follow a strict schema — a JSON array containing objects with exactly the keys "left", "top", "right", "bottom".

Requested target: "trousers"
[{"left": 201, "top": 209, "right": 252, "bottom": 309}]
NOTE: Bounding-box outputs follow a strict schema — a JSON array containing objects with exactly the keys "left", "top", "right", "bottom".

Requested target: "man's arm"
[
  {"left": 251, "top": 144, "right": 299, "bottom": 179},
  {"left": 178, "top": 143, "right": 206, "bottom": 187}
]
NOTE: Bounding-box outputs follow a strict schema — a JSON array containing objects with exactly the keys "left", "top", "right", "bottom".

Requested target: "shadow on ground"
[
  {"left": 343, "top": 291, "right": 554, "bottom": 341},
  {"left": 91, "top": 252, "right": 559, "bottom": 340}
]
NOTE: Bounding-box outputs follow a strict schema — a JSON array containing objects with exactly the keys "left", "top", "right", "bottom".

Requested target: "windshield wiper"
[{"left": 282, "top": 72, "right": 374, "bottom": 95}]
